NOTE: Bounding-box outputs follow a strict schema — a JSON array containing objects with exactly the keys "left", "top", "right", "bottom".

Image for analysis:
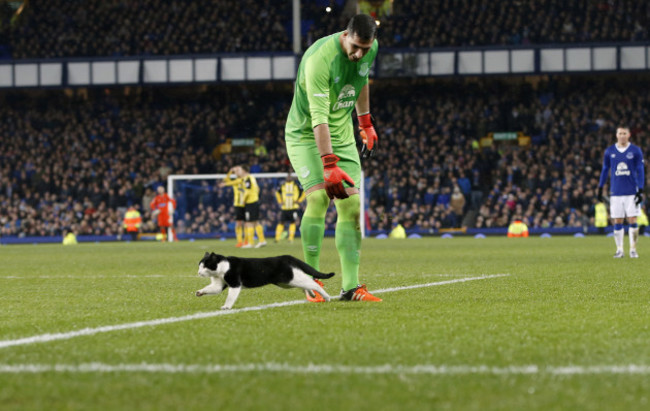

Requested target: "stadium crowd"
[
  {"left": 0, "top": 86, "right": 291, "bottom": 237},
  {"left": 2, "top": 77, "right": 649, "bottom": 238},
  {"left": 2, "top": 0, "right": 648, "bottom": 59},
  {"left": 307, "top": 0, "right": 648, "bottom": 49},
  {"left": 1, "top": 0, "right": 292, "bottom": 59},
  {"left": 364, "top": 77, "right": 650, "bottom": 233}
]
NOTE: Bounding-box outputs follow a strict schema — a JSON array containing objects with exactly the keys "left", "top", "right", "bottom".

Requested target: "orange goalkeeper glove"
[
  {"left": 358, "top": 113, "right": 378, "bottom": 159},
  {"left": 321, "top": 154, "right": 354, "bottom": 199}
]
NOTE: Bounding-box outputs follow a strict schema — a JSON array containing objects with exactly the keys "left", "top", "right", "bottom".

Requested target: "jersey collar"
[{"left": 615, "top": 143, "right": 630, "bottom": 153}]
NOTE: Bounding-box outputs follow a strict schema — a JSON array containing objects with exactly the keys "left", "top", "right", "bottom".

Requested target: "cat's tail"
[{"left": 292, "top": 258, "right": 335, "bottom": 279}]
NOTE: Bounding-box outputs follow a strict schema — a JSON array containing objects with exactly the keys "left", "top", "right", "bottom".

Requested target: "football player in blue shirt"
[{"left": 598, "top": 126, "right": 645, "bottom": 258}]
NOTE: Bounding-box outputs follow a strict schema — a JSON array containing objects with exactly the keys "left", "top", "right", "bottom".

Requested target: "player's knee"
[
  {"left": 335, "top": 195, "right": 360, "bottom": 223},
  {"left": 306, "top": 189, "right": 330, "bottom": 217}
]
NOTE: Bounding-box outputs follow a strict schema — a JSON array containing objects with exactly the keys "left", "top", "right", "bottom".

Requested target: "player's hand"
[
  {"left": 635, "top": 189, "right": 643, "bottom": 206},
  {"left": 321, "top": 154, "right": 354, "bottom": 200},
  {"left": 597, "top": 187, "right": 603, "bottom": 203},
  {"left": 358, "top": 113, "right": 378, "bottom": 159}
]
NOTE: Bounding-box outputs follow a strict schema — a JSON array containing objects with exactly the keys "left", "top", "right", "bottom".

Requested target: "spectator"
[
  {"left": 450, "top": 186, "right": 466, "bottom": 223},
  {"left": 2, "top": 0, "right": 292, "bottom": 59}
]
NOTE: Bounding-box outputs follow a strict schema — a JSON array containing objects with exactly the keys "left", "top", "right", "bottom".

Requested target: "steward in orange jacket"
[
  {"left": 123, "top": 206, "right": 142, "bottom": 241},
  {"left": 507, "top": 219, "right": 529, "bottom": 237}
]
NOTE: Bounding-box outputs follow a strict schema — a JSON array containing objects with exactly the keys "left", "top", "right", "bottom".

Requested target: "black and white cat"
[{"left": 196, "top": 252, "right": 335, "bottom": 309}]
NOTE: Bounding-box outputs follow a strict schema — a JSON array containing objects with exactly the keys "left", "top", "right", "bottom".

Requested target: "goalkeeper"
[{"left": 284, "top": 14, "right": 381, "bottom": 302}]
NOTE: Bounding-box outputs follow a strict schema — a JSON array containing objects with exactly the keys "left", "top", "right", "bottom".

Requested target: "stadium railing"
[{"left": 2, "top": 42, "right": 649, "bottom": 89}]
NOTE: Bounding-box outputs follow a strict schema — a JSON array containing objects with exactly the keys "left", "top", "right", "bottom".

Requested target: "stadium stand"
[
  {"left": 0, "top": 86, "right": 292, "bottom": 237},
  {"left": 2, "top": 77, "right": 649, "bottom": 238},
  {"left": 1, "top": 0, "right": 292, "bottom": 59},
  {"left": 306, "top": 0, "right": 649, "bottom": 49},
  {"left": 2, "top": 1, "right": 647, "bottom": 59},
  {"left": 2, "top": 1, "right": 650, "bottom": 240}
]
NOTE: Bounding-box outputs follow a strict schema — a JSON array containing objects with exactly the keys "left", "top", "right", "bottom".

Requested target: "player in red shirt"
[{"left": 150, "top": 186, "right": 177, "bottom": 242}]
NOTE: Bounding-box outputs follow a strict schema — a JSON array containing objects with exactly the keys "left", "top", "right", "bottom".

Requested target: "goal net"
[{"left": 167, "top": 172, "right": 366, "bottom": 241}]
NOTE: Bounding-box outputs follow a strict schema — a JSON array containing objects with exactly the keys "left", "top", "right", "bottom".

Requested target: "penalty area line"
[
  {"left": 0, "top": 274, "right": 509, "bottom": 350},
  {"left": 1, "top": 363, "right": 649, "bottom": 376}
]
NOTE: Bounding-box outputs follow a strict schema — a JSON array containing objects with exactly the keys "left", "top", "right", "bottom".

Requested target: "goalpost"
[{"left": 167, "top": 171, "right": 366, "bottom": 241}]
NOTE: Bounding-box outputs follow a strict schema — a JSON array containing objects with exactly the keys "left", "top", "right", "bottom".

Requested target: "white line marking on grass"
[
  {"left": 1, "top": 274, "right": 471, "bottom": 280},
  {"left": 0, "top": 274, "right": 508, "bottom": 350},
  {"left": 372, "top": 274, "right": 509, "bottom": 294},
  {"left": 1, "top": 363, "right": 649, "bottom": 376},
  {"left": 0, "top": 275, "right": 195, "bottom": 279}
]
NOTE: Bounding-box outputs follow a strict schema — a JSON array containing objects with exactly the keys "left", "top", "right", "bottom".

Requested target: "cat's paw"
[
  {"left": 221, "top": 305, "right": 232, "bottom": 310},
  {"left": 196, "top": 291, "right": 204, "bottom": 297}
]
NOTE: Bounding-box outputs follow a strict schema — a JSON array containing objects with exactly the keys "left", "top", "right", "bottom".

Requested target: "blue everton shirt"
[{"left": 599, "top": 144, "right": 645, "bottom": 196}]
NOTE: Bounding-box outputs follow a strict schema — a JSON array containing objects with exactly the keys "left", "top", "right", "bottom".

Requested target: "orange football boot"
[{"left": 339, "top": 284, "right": 382, "bottom": 302}]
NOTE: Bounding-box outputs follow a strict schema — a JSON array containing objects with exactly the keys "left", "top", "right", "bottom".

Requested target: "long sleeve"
[
  {"left": 223, "top": 174, "right": 242, "bottom": 187},
  {"left": 599, "top": 149, "right": 610, "bottom": 188},
  {"left": 636, "top": 147, "right": 645, "bottom": 189},
  {"left": 304, "top": 53, "right": 331, "bottom": 128}
]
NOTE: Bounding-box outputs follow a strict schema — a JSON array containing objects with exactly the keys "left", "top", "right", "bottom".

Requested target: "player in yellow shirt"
[
  {"left": 237, "top": 165, "right": 267, "bottom": 248},
  {"left": 220, "top": 167, "right": 246, "bottom": 247},
  {"left": 275, "top": 174, "right": 306, "bottom": 243}
]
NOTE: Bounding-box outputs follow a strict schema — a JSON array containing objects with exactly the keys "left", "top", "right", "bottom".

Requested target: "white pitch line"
[
  {"left": 0, "top": 274, "right": 508, "bottom": 350},
  {"left": 0, "top": 275, "right": 194, "bottom": 279},
  {"left": 1, "top": 363, "right": 649, "bottom": 376},
  {"left": 373, "top": 274, "right": 509, "bottom": 294},
  {"left": 0, "top": 274, "right": 471, "bottom": 280}
]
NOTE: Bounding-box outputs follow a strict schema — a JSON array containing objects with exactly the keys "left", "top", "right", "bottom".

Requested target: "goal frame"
[{"left": 167, "top": 171, "right": 366, "bottom": 240}]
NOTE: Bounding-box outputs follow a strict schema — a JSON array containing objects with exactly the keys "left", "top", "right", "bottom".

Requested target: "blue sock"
[
  {"left": 614, "top": 224, "right": 624, "bottom": 231},
  {"left": 630, "top": 223, "right": 638, "bottom": 229}
]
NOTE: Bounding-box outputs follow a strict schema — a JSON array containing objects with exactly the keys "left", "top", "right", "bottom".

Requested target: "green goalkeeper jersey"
[{"left": 285, "top": 32, "right": 378, "bottom": 148}]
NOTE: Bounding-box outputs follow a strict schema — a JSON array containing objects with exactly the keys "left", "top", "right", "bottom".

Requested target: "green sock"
[
  {"left": 335, "top": 195, "right": 361, "bottom": 291},
  {"left": 300, "top": 190, "right": 329, "bottom": 271}
]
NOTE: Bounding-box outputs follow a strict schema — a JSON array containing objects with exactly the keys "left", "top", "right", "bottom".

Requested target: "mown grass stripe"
[{"left": 0, "top": 275, "right": 508, "bottom": 350}]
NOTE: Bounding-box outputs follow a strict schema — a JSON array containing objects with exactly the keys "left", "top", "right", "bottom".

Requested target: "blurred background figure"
[
  {"left": 150, "top": 186, "right": 177, "bottom": 242},
  {"left": 507, "top": 217, "right": 529, "bottom": 238},
  {"left": 275, "top": 174, "right": 305, "bottom": 243},
  {"left": 220, "top": 167, "right": 246, "bottom": 247},
  {"left": 122, "top": 205, "right": 142, "bottom": 241}
]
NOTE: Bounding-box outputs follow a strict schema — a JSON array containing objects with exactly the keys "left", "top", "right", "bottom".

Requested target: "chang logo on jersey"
[
  {"left": 337, "top": 84, "right": 356, "bottom": 100},
  {"left": 615, "top": 162, "right": 631, "bottom": 176},
  {"left": 333, "top": 84, "right": 356, "bottom": 111}
]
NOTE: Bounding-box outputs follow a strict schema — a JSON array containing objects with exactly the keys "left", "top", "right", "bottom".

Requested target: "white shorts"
[{"left": 610, "top": 195, "right": 640, "bottom": 219}]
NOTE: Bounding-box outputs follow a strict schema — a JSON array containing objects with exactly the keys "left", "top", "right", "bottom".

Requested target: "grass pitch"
[{"left": 1, "top": 236, "right": 649, "bottom": 410}]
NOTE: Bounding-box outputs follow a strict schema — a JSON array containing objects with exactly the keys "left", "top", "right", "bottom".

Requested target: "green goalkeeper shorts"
[{"left": 286, "top": 140, "right": 361, "bottom": 191}]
